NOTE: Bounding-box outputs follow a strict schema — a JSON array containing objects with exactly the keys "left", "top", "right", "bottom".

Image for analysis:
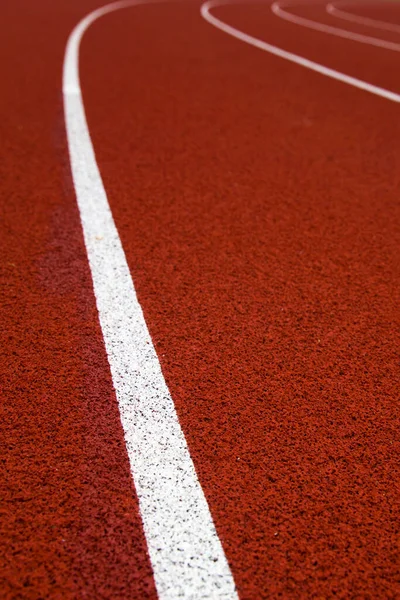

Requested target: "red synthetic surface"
[
  {"left": 287, "top": 3, "right": 400, "bottom": 45},
  {"left": 340, "top": 2, "right": 400, "bottom": 26},
  {"left": 0, "top": 1, "right": 157, "bottom": 598},
  {"left": 1, "top": 1, "right": 400, "bottom": 599}
]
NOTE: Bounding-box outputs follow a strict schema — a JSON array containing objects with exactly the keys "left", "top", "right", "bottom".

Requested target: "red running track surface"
[{"left": 1, "top": 0, "right": 399, "bottom": 598}]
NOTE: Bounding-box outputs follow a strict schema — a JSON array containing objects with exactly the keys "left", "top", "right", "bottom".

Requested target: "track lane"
[
  {"left": 287, "top": 1, "right": 400, "bottom": 45},
  {"left": 202, "top": 0, "right": 400, "bottom": 104},
  {"left": 213, "top": 2, "right": 400, "bottom": 94},
  {"left": 271, "top": 1, "right": 400, "bottom": 52},
  {"left": 329, "top": 1, "right": 400, "bottom": 28},
  {"left": 81, "top": 2, "right": 400, "bottom": 598},
  {"left": 0, "top": 1, "right": 158, "bottom": 598},
  {"left": 327, "top": 1, "right": 400, "bottom": 35}
]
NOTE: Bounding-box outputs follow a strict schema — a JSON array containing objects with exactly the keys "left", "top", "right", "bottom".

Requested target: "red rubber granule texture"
[
  {"left": 81, "top": 3, "right": 400, "bottom": 599},
  {"left": 2, "top": 0, "right": 400, "bottom": 598},
  {"left": 0, "top": 1, "right": 157, "bottom": 598}
]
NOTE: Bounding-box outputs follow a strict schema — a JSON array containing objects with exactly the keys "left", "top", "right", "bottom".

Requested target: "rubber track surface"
[
  {"left": 1, "top": 1, "right": 400, "bottom": 599},
  {"left": 1, "top": 1, "right": 157, "bottom": 598}
]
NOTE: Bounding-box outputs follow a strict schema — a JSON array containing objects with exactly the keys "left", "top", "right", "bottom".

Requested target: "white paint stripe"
[
  {"left": 327, "top": 2, "right": 400, "bottom": 34},
  {"left": 200, "top": 0, "right": 400, "bottom": 103},
  {"left": 272, "top": 1, "right": 400, "bottom": 52},
  {"left": 63, "top": 2, "right": 238, "bottom": 599}
]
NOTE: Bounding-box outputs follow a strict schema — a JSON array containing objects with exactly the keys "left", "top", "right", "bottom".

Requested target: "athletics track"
[{"left": 1, "top": 1, "right": 399, "bottom": 598}]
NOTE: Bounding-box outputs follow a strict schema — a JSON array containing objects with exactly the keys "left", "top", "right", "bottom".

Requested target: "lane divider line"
[
  {"left": 327, "top": 2, "right": 400, "bottom": 35},
  {"left": 271, "top": 1, "right": 400, "bottom": 52},
  {"left": 200, "top": 0, "right": 400, "bottom": 103},
  {"left": 63, "top": 2, "right": 238, "bottom": 598}
]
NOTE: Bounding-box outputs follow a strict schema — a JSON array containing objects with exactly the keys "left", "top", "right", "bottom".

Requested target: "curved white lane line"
[
  {"left": 327, "top": 2, "right": 400, "bottom": 35},
  {"left": 200, "top": 0, "right": 400, "bottom": 103},
  {"left": 272, "top": 1, "right": 400, "bottom": 52},
  {"left": 63, "top": 2, "right": 238, "bottom": 599}
]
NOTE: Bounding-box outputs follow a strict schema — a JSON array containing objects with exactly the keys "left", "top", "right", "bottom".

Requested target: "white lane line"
[
  {"left": 271, "top": 1, "right": 400, "bottom": 52},
  {"left": 63, "top": 2, "right": 238, "bottom": 599},
  {"left": 326, "top": 2, "right": 400, "bottom": 35},
  {"left": 200, "top": 0, "right": 400, "bottom": 104}
]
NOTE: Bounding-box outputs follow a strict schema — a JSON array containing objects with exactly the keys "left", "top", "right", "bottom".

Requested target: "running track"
[{"left": 1, "top": 1, "right": 399, "bottom": 598}]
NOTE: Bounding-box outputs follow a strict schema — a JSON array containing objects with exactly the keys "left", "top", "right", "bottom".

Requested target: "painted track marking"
[
  {"left": 272, "top": 1, "right": 400, "bottom": 52},
  {"left": 327, "top": 2, "right": 400, "bottom": 34},
  {"left": 200, "top": 0, "right": 400, "bottom": 103},
  {"left": 63, "top": 1, "right": 238, "bottom": 598}
]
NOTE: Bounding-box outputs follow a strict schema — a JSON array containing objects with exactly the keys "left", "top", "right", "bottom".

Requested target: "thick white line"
[
  {"left": 272, "top": 1, "right": 400, "bottom": 52},
  {"left": 326, "top": 2, "right": 400, "bottom": 35},
  {"left": 63, "top": 2, "right": 238, "bottom": 599},
  {"left": 200, "top": 0, "right": 400, "bottom": 103}
]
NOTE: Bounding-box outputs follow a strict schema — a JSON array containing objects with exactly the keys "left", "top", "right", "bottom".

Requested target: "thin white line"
[
  {"left": 200, "top": 0, "right": 400, "bottom": 103},
  {"left": 62, "top": 2, "right": 238, "bottom": 599},
  {"left": 271, "top": 1, "right": 400, "bottom": 52},
  {"left": 327, "top": 2, "right": 400, "bottom": 34}
]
